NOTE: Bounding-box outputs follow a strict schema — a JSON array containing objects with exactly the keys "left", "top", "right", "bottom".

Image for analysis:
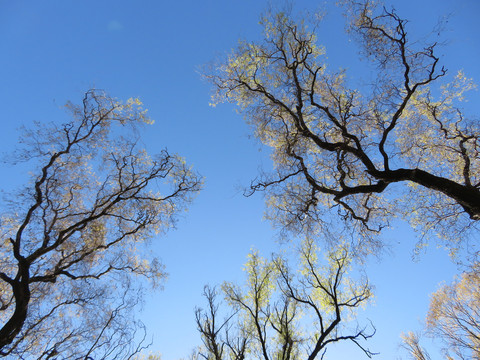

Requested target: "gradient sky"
[{"left": 1, "top": 0, "right": 479, "bottom": 359}]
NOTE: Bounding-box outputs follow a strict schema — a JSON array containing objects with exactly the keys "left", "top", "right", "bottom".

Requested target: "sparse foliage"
[
  {"left": 425, "top": 263, "right": 480, "bottom": 359},
  {"left": 0, "top": 90, "right": 202, "bottom": 358},
  {"left": 400, "top": 332, "right": 431, "bottom": 360},
  {"left": 207, "top": 1, "right": 479, "bottom": 251},
  {"left": 195, "top": 239, "right": 375, "bottom": 360},
  {"left": 401, "top": 261, "right": 480, "bottom": 360}
]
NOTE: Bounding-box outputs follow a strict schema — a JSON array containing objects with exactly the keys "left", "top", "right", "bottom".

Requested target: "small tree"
[
  {"left": 207, "top": 1, "right": 479, "bottom": 249},
  {"left": 195, "top": 239, "right": 375, "bottom": 360},
  {"left": 425, "top": 263, "right": 480, "bottom": 359},
  {"left": 401, "top": 261, "right": 480, "bottom": 360},
  {"left": 400, "top": 332, "right": 431, "bottom": 360},
  {"left": 0, "top": 90, "right": 202, "bottom": 358}
]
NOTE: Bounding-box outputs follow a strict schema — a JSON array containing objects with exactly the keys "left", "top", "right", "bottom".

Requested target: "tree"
[
  {"left": 0, "top": 90, "right": 202, "bottom": 358},
  {"left": 195, "top": 239, "right": 375, "bottom": 360},
  {"left": 206, "top": 0, "right": 479, "bottom": 249},
  {"left": 400, "top": 262, "right": 480, "bottom": 360},
  {"left": 400, "top": 332, "right": 431, "bottom": 360},
  {"left": 195, "top": 286, "right": 248, "bottom": 360},
  {"left": 425, "top": 263, "right": 480, "bottom": 359}
]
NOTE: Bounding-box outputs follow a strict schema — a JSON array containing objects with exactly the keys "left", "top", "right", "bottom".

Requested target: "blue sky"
[{"left": 1, "top": 0, "right": 479, "bottom": 359}]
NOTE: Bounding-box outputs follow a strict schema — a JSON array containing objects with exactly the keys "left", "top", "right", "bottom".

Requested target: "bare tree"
[
  {"left": 206, "top": 0, "right": 479, "bottom": 250},
  {"left": 195, "top": 286, "right": 247, "bottom": 360},
  {"left": 0, "top": 89, "right": 202, "bottom": 357},
  {"left": 195, "top": 239, "right": 375, "bottom": 359}
]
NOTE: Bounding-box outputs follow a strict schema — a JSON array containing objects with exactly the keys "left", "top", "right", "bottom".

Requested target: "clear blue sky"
[{"left": 1, "top": 0, "right": 479, "bottom": 359}]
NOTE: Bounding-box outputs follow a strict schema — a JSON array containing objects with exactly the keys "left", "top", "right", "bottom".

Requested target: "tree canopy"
[
  {"left": 0, "top": 90, "right": 202, "bottom": 358},
  {"left": 426, "top": 263, "right": 480, "bottom": 359},
  {"left": 195, "top": 239, "right": 375, "bottom": 360},
  {"left": 401, "top": 262, "right": 480, "bottom": 359},
  {"left": 207, "top": 1, "right": 479, "bottom": 251}
]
